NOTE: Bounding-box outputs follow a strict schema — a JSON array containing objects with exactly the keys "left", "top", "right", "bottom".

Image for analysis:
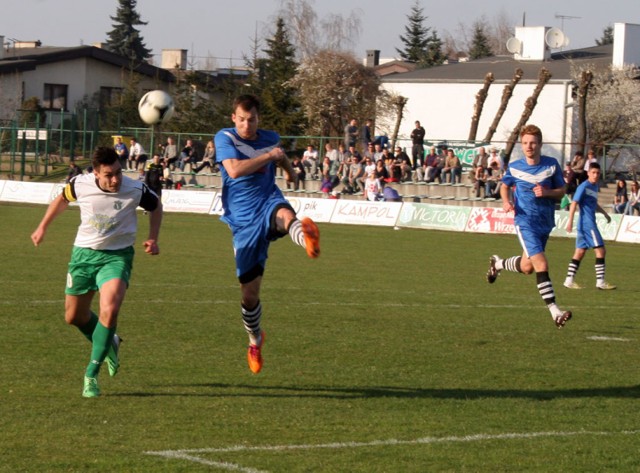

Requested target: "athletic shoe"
[
  {"left": 105, "top": 334, "right": 121, "bottom": 377},
  {"left": 247, "top": 332, "right": 265, "bottom": 374},
  {"left": 554, "top": 311, "right": 573, "bottom": 328},
  {"left": 597, "top": 282, "right": 617, "bottom": 290},
  {"left": 486, "top": 255, "right": 500, "bottom": 284},
  {"left": 82, "top": 376, "right": 101, "bottom": 398},
  {"left": 301, "top": 218, "right": 320, "bottom": 258},
  {"left": 563, "top": 281, "right": 583, "bottom": 289}
]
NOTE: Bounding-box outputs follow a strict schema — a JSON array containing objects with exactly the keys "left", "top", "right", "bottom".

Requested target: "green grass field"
[{"left": 1, "top": 202, "right": 639, "bottom": 472}]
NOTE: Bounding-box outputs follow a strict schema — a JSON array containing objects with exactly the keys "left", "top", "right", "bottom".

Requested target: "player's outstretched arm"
[
  {"left": 143, "top": 202, "right": 163, "bottom": 255},
  {"left": 31, "top": 193, "right": 69, "bottom": 247},
  {"left": 596, "top": 203, "right": 612, "bottom": 223}
]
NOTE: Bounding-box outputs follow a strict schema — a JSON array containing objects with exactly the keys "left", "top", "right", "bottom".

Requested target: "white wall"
[{"left": 382, "top": 79, "right": 574, "bottom": 161}]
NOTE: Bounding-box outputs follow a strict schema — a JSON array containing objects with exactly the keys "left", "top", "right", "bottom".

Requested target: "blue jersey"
[
  {"left": 214, "top": 127, "right": 284, "bottom": 228},
  {"left": 572, "top": 179, "right": 604, "bottom": 248},
  {"left": 502, "top": 155, "right": 565, "bottom": 233}
]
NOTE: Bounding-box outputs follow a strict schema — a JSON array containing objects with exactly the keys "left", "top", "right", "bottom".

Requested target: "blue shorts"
[
  {"left": 230, "top": 198, "right": 294, "bottom": 279},
  {"left": 515, "top": 224, "right": 550, "bottom": 258},
  {"left": 576, "top": 226, "right": 604, "bottom": 249}
]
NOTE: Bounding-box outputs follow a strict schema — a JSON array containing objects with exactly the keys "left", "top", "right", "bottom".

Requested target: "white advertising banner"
[
  {"left": 286, "top": 196, "right": 337, "bottom": 223},
  {"left": 161, "top": 189, "right": 215, "bottom": 213},
  {"left": 330, "top": 200, "right": 402, "bottom": 227},
  {"left": 208, "top": 192, "right": 224, "bottom": 215},
  {"left": 397, "top": 202, "right": 470, "bottom": 232},
  {"left": 615, "top": 215, "right": 640, "bottom": 243},
  {"left": 0, "top": 181, "right": 54, "bottom": 204}
]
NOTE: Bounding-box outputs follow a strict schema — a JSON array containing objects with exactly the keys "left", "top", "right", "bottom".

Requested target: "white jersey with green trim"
[{"left": 63, "top": 173, "right": 151, "bottom": 250}]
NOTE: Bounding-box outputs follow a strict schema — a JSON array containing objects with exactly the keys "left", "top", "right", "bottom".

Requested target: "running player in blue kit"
[
  {"left": 563, "top": 162, "right": 616, "bottom": 290},
  {"left": 486, "top": 124, "right": 572, "bottom": 328},
  {"left": 215, "top": 94, "right": 320, "bottom": 374}
]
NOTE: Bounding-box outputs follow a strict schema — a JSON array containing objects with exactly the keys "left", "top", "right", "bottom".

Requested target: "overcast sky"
[{"left": 3, "top": 0, "right": 639, "bottom": 67}]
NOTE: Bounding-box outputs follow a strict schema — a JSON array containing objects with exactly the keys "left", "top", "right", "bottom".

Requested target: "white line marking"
[
  {"left": 587, "top": 336, "right": 632, "bottom": 342},
  {"left": 145, "top": 429, "right": 640, "bottom": 471}
]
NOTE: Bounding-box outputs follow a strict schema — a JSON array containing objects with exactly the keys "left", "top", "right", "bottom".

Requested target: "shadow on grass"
[{"left": 112, "top": 383, "right": 640, "bottom": 400}]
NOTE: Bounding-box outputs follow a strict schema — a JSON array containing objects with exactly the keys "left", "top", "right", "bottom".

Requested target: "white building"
[{"left": 379, "top": 23, "right": 640, "bottom": 163}]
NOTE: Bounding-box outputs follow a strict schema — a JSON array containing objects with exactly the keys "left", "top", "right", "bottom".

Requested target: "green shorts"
[{"left": 65, "top": 246, "right": 134, "bottom": 295}]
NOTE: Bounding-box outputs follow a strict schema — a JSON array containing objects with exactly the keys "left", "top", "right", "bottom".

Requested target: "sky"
[{"left": 3, "top": 0, "right": 640, "bottom": 68}]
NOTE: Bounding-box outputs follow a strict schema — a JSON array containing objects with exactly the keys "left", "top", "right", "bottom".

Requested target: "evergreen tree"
[
  {"left": 396, "top": 1, "right": 430, "bottom": 63},
  {"left": 396, "top": 1, "right": 444, "bottom": 68},
  {"left": 106, "top": 0, "right": 152, "bottom": 63},
  {"left": 595, "top": 26, "right": 614, "bottom": 46},
  {"left": 468, "top": 22, "right": 494, "bottom": 60},
  {"left": 257, "top": 18, "right": 305, "bottom": 138}
]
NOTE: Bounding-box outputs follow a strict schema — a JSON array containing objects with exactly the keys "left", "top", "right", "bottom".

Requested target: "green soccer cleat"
[
  {"left": 82, "top": 376, "right": 101, "bottom": 398},
  {"left": 105, "top": 334, "right": 121, "bottom": 377}
]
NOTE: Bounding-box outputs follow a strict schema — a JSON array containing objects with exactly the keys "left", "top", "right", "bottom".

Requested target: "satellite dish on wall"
[
  {"left": 506, "top": 37, "right": 522, "bottom": 54},
  {"left": 545, "top": 27, "right": 567, "bottom": 49}
]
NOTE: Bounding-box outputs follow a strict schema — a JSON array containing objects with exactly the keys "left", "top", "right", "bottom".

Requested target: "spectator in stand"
[
  {"left": 302, "top": 144, "right": 319, "bottom": 179},
  {"left": 144, "top": 154, "right": 164, "bottom": 197},
  {"left": 363, "top": 170, "right": 382, "bottom": 201},
  {"left": 162, "top": 161, "right": 173, "bottom": 189},
  {"left": 114, "top": 136, "right": 128, "bottom": 168},
  {"left": 613, "top": 178, "right": 628, "bottom": 214},
  {"left": 346, "top": 144, "right": 361, "bottom": 162},
  {"left": 344, "top": 118, "right": 359, "bottom": 150},
  {"left": 384, "top": 151, "right": 401, "bottom": 183},
  {"left": 488, "top": 147, "right": 504, "bottom": 172},
  {"left": 288, "top": 155, "right": 306, "bottom": 190},
  {"left": 363, "top": 156, "right": 376, "bottom": 177},
  {"left": 442, "top": 149, "right": 462, "bottom": 183},
  {"left": 625, "top": 181, "right": 640, "bottom": 216},
  {"left": 423, "top": 146, "right": 439, "bottom": 182},
  {"left": 193, "top": 140, "right": 217, "bottom": 174},
  {"left": 570, "top": 150, "right": 586, "bottom": 184},
  {"left": 361, "top": 119, "right": 373, "bottom": 150},
  {"left": 395, "top": 146, "right": 413, "bottom": 182},
  {"left": 347, "top": 155, "right": 365, "bottom": 193},
  {"left": 410, "top": 120, "right": 426, "bottom": 169},
  {"left": 563, "top": 161, "right": 576, "bottom": 196},
  {"left": 66, "top": 161, "right": 83, "bottom": 183},
  {"left": 474, "top": 164, "right": 488, "bottom": 197},
  {"left": 485, "top": 161, "right": 503, "bottom": 198},
  {"left": 584, "top": 150, "right": 598, "bottom": 177},
  {"left": 162, "top": 137, "right": 178, "bottom": 170},
  {"left": 178, "top": 139, "right": 198, "bottom": 172},
  {"left": 374, "top": 158, "right": 390, "bottom": 185},
  {"left": 373, "top": 142, "right": 385, "bottom": 163},
  {"left": 129, "top": 137, "right": 148, "bottom": 171},
  {"left": 471, "top": 146, "right": 489, "bottom": 181},
  {"left": 324, "top": 142, "right": 339, "bottom": 168},
  {"left": 363, "top": 143, "right": 375, "bottom": 161}
]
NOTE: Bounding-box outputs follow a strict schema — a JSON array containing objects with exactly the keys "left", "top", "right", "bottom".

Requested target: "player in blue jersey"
[
  {"left": 31, "top": 147, "right": 163, "bottom": 397},
  {"left": 486, "top": 124, "right": 572, "bottom": 328},
  {"left": 563, "top": 162, "right": 616, "bottom": 290},
  {"left": 214, "top": 94, "right": 321, "bottom": 374}
]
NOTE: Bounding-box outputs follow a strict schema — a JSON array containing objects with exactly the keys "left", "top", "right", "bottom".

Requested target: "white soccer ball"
[{"left": 138, "top": 90, "right": 175, "bottom": 125}]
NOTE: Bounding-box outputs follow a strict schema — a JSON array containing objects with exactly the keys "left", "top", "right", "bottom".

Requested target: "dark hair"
[
  {"left": 574, "top": 150, "right": 584, "bottom": 156},
  {"left": 588, "top": 162, "right": 601, "bottom": 171},
  {"left": 233, "top": 94, "right": 261, "bottom": 113},
  {"left": 92, "top": 147, "right": 118, "bottom": 169}
]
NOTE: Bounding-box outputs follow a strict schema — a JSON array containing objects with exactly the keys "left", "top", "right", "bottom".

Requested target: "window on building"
[
  {"left": 100, "top": 87, "right": 123, "bottom": 108},
  {"left": 43, "top": 83, "right": 68, "bottom": 110}
]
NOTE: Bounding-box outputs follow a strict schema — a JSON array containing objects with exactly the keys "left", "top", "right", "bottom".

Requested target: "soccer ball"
[{"left": 138, "top": 90, "right": 175, "bottom": 125}]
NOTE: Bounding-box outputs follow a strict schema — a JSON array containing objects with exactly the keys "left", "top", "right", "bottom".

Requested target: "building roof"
[
  {"left": 0, "top": 45, "right": 175, "bottom": 81},
  {"left": 381, "top": 44, "right": 614, "bottom": 84}
]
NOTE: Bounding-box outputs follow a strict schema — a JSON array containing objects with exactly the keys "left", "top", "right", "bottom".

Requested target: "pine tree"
[
  {"left": 468, "top": 23, "right": 494, "bottom": 60},
  {"left": 257, "top": 18, "right": 305, "bottom": 138},
  {"left": 396, "top": 1, "right": 430, "bottom": 63},
  {"left": 106, "top": 0, "right": 152, "bottom": 63},
  {"left": 396, "top": 1, "right": 444, "bottom": 68},
  {"left": 595, "top": 26, "right": 614, "bottom": 46}
]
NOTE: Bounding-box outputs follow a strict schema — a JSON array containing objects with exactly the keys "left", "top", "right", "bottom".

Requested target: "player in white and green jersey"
[{"left": 31, "top": 147, "right": 163, "bottom": 397}]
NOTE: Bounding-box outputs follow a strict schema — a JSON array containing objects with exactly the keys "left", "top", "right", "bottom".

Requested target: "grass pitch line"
[
  {"left": 145, "top": 429, "right": 640, "bottom": 469},
  {"left": 587, "top": 335, "right": 632, "bottom": 342}
]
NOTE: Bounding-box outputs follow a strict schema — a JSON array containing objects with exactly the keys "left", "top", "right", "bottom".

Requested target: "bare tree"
[
  {"left": 503, "top": 68, "right": 551, "bottom": 163},
  {"left": 278, "top": 0, "right": 362, "bottom": 59},
  {"left": 442, "top": 10, "right": 514, "bottom": 57},
  {"left": 576, "top": 70, "right": 593, "bottom": 154},
  {"left": 483, "top": 68, "right": 523, "bottom": 143},
  {"left": 468, "top": 72, "right": 494, "bottom": 142}
]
